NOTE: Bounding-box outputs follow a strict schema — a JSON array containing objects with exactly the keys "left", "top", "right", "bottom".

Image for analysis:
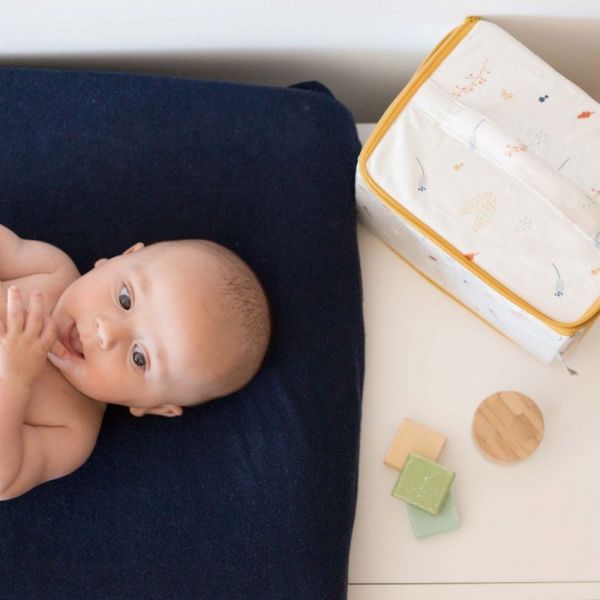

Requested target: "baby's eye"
[
  {"left": 132, "top": 346, "right": 146, "bottom": 369},
  {"left": 118, "top": 285, "right": 131, "bottom": 310}
]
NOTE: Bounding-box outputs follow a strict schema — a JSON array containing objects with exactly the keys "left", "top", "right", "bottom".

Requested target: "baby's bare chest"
[{"left": 0, "top": 272, "right": 106, "bottom": 429}]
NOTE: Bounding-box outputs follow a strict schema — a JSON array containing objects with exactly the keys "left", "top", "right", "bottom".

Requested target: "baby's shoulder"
[
  {"left": 0, "top": 243, "right": 79, "bottom": 310},
  {"left": 47, "top": 250, "right": 80, "bottom": 291}
]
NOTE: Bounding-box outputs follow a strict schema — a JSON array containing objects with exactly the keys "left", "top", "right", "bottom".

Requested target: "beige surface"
[
  {"left": 349, "top": 123, "right": 600, "bottom": 590},
  {"left": 349, "top": 221, "right": 600, "bottom": 585},
  {"left": 348, "top": 582, "right": 600, "bottom": 600}
]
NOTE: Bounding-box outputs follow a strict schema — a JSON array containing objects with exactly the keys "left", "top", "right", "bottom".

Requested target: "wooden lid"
[{"left": 472, "top": 391, "right": 544, "bottom": 464}]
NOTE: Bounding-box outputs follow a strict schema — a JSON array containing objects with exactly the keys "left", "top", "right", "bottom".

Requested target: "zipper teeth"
[{"left": 358, "top": 15, "right": 600, "bottom": 336}]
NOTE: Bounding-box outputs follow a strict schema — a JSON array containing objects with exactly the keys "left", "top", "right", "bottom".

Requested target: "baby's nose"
[{"left": 95, "top": 317, "right": 122, "bottom": 350}]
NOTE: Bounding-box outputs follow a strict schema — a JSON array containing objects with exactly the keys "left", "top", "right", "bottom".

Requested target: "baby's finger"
[
  {"left": 41, "top": 315, "right": 58, "bottom": 347},
  {"left": 6, "top": 286, "right": 24, "bottom": 334},
  {"left": 25, "top": 290, "right": 45, "bottom": 336}
]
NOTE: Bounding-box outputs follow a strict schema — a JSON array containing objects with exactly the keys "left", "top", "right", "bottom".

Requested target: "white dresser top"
[{"left": 349, "top": 124, "right": 600, "bottom": 591}]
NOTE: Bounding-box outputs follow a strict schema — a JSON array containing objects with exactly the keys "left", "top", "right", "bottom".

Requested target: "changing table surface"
[{"left": 347, "top": 124, "right": 600, "bottom": 600}]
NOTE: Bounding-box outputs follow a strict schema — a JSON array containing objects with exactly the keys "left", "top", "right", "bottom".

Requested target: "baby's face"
[{"left": 49, "top": 242, "right": 231, "bottom": 417}]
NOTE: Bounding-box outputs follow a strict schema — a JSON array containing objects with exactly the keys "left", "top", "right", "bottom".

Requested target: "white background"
[{"left": 0, "top": 1, "right": 598, "bottom": 121}]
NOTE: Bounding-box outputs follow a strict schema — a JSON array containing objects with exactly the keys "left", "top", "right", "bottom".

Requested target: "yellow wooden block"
[{"left": 384, "top": 418, "right": 446, "bottom": 470}]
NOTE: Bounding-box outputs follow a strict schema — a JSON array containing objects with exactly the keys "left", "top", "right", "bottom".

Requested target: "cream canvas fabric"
[{"left": 357, "top": 17, "right": 599, "bottom": 364}]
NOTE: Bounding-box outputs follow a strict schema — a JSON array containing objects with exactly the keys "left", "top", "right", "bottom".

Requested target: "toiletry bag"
[{"left": 356, "top": 15, "right": 600, "bottom": 372}]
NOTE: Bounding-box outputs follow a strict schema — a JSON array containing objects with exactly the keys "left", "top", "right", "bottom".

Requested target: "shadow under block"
[
  {"left": 384, "top": 418, "right": 447, "bottom": 470},
  {"left": 407, "top": 492, "right": 460, "bottom": 539},
  {"left": 391, "top": 453, "right": 455, "bottom": 515}
]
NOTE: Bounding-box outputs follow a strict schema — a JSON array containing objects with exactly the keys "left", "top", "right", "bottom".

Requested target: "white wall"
[{"left": 0, "top": 1, "right": 598, "bottom": 121}]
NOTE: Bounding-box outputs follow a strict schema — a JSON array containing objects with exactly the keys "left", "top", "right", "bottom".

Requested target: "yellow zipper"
[{"left": 358, "top": 15, "right": 600, "bottom": 337}]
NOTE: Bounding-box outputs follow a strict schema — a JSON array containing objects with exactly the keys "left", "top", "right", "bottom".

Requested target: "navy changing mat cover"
[{"left": 0, "top": 66, "right": 364, "bottom": 600}]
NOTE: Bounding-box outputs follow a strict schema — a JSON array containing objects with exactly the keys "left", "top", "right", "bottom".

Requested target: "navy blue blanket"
[{"left": 0, "top": 67, "right": 364, "bottom": 599}]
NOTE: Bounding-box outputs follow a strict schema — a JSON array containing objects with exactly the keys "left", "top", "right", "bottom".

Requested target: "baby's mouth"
[{"left": 62, "top": 322, "right": 85, "bottom": 359}]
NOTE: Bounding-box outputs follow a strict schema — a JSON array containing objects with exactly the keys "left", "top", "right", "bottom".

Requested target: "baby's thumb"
[
  {"left": 48, "top": 338, "right": 69, "bottom": 360},
  {"left": 47, "top": 339, "right": 75, "bottom": 372},
  {"left": 47, "top": 351, "right": 67, "bottom": 368}
]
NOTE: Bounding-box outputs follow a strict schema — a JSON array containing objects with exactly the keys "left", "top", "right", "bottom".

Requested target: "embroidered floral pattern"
[
  {"left": 505, "top": 142, "right": 528, "bottom": 157},
  {"left": 552, "top": 263, "right": 565, "bottom": 296},
  {"left": 415, "top": 157, "right": 427, "bottom": 191},
  {"left": 460, "top": 193, "right": 496, "bottom": 232},
  {"left": 515, "top": 216, "right": 532, "bottom": 233},
  {"left": 452, "top": 60, "right": 491, "bottom": 97},
  {"left": 528, "top": 130, "right": 547, "bottom": 152},
  {"left": 581, "top": 191, "right": 599, "bottom": 210}
]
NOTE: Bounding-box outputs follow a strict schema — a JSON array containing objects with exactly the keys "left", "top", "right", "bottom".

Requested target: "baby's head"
[{"left": 49, "top": 239, "right": 272, "bottom": 417}]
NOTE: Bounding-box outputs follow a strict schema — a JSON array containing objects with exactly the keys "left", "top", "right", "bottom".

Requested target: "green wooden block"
[
  {"left": 391, "top": 453, "right": 455, "bottom": 515},
  {"left": 407, "top": 492, "right": 460, "bottom": 539}
]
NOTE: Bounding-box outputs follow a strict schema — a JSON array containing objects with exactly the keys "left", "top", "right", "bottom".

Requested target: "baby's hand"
[{"left": 0, "top": 286, "right": 58, "bottom": 388}]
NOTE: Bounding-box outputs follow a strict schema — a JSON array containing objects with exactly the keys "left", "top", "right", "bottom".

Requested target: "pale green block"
[
  {"left": 391, "top": 453, "right": 455, "bottom": 515},
  {"left": 407, "top": 492, "right": 460, "bottom": 539}
]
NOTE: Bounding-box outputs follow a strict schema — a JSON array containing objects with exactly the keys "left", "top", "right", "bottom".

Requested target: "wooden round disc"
[{"left": 472, "top": 391, "right": 544, "bottom": 464}]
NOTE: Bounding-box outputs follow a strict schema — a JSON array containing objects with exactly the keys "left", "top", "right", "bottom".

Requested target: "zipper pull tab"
[{"left": 558, "top": 351, "right": 578, "bottom": 376}]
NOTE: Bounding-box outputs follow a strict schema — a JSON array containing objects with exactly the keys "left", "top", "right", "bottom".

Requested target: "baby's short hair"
[
  {"left": 207, "top": 241, "right": 273, "bottom": 395},
  {"left": 149, "top": 239, "right": 272, "bottom": 404}
]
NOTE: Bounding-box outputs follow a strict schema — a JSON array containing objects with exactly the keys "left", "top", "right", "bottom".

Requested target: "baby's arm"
[
  {"left": 0, "top": 224, "right": 77, "bottom": 285},
  {"left": 0, "top": 388, "right": 96, "bottom": 501},
  {"left": 0, "top": 287, "right": 95, "bottom": 501}
]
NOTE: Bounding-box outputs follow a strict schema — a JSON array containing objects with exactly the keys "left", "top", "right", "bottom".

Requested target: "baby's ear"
[
  {"left": 93, "top": 258, "right": 109, "bottom": 269},
  {"left": 151, "top": 404, "right": 183, "bottom": 418},
  {"left": 129, "top": 404, "right": 183, "bottom": 418},
  {"left": 123, "top": 242, "right": 145, "bottom": 256},
  {"left": 93, "top": 241, "right": 144, "bottom": 268}
]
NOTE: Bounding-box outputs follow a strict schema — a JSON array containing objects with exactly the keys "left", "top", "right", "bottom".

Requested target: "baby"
[{"left": 0, "top": 226, "right": 271, "bottom": 499}]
